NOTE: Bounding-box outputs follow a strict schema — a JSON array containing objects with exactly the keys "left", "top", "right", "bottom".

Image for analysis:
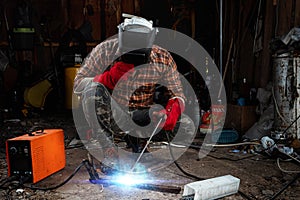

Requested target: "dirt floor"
[{"left": 1, "top": 110, "right": 300, "bottom": 200}]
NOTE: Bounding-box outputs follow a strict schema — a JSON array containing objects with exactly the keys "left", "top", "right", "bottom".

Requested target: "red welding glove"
[
  {"left": 159, "top": 97, "right": 185, "bottom": 131},
  {"left": 93, "top": 61, "right": 134, "bottom": 90}
]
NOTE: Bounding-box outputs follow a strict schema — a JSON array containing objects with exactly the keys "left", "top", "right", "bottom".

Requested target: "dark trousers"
[{"left": 81, "top": 82, "right": 196, "bottom": 150}]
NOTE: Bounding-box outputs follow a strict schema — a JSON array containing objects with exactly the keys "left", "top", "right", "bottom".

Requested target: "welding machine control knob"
[{"left": 9, "top": 147, "right": 18, "bottom": 155}]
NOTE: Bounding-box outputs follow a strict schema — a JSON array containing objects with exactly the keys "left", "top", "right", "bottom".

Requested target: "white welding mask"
[{"left": 118, "top": 15, "right": 158, "bottom": 65}]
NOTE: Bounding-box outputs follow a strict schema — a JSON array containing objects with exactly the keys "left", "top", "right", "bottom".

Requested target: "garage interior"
[{"left": 1, "top": 0, "right": 300, "bottom": 199}]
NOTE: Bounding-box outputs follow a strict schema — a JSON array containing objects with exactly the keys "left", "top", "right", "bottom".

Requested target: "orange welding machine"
[{"left": 6, "top": 129, "right": 66, "bottom": 183}]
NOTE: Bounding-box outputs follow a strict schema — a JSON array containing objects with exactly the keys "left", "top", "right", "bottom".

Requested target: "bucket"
[
  {"left": 64, "top": 65, "right": 80, "bottom": 109},
  {"left": 211, "top": 129, "right": 239, "bottom": 144}
]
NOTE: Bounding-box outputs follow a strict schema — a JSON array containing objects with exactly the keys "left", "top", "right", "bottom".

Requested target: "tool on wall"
[
  {"left": 22, "top": 16, "right": 62, "bottom": 110},
  {"left": 2, "top": 1, "right": 35, "bottom": 117},
  {"left": 100, "top": 0, "right": 106, "bottom": 41},
  {"left": 78, "top": 0, "right": 94, "bottom": 42},
  {"left": 23, "top": 16, "right": 88, "bottom": 110},
  {"left": 3, "top": 3, "right": 17, "bottom": 69}
]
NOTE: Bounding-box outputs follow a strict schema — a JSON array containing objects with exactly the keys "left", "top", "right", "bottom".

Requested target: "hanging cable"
[{"left": 272, "top": 86, "right": 288, "bottom": 125}]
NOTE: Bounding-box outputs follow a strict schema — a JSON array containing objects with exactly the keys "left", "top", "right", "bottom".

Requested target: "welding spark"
[{"left": 112, "top": 173, "right": 150, "bottom": 186}]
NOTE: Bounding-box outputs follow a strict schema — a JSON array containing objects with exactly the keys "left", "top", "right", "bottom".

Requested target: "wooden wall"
[
  {"left": 222, "top": 0, "right": 300, "bottom": 102},
  {"left": 1, "top": 0, "right": 300, "bottom": 103},
  {"left": 0, "top": 0, "right": 141, "bottom": 43}
]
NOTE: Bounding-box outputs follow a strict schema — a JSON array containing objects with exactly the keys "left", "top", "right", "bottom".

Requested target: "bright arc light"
[{"left": 113, "top": 173, "right": 148, "bottom": 186}]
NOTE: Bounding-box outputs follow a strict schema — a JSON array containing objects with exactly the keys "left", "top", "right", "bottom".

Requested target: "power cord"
[
  {"left": 277, "top": 158, "right": 300, "bottom": 173},
  {"left": 1, "top": 159, "right": 98, "bottom": 196},
  {"left": 23, "top": 159, "right": 95, "bottom": 191},
  {"left": 165, "top": 131, "right": 205, "bottom": 181},
  {"left": 0, "top": 175, "right": 18, "bottom": 189},
  {"left": 166, "top": 112, "right": 300, "bottom": 199},
  {"left": 260, "top": 114, "right": 300, "bottom": 200},
  {"left": 265, "top": 113, "right": 300, "bottom": 152},
  {"left": 269, "top": 172, "right": 300, "bottom": 200}
]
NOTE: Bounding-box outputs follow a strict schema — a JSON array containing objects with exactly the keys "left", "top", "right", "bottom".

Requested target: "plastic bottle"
[{"left": 239, "top": 78, "right": 250, "bottom": 103}]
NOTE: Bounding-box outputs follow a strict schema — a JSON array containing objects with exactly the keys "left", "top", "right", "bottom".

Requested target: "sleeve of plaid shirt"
[
  {"left": 73, "top": 38, "right": 119, "bottom": 92},
  {"left": 153, "top": 46, "right": 186, "bottom": 103}
]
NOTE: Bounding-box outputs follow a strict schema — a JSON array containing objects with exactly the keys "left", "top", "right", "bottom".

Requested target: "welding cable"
[
  {"left": 277, "top": 149, "right": 300, "bottom": 165},
  {"left": 260, "top": 113, "right": 300, "bottom": 155},
  {"left": 4, "top": 175, "right": 31, "bottom": 197},
  {"left": 206, "top": 153, "right": 257, "bottom": 162},
  {"left": 201, "top": 141, "right": 260, "bottom": 147},
  {"left": 23, "top": 159, "right": 88, "bottom": 191},
  {"left": 5, "top": 184, "right": 19, "bottom": 200},
  {"left": 0, "top": 175, "right": 19, "bottom": 189},
  {"left": 269, "top": 172, "right": 300, "bottom": 200},
  {"left": 165, "top": 131, "right": 205, "bottom": 181},
  {"left": 165, "top": 131, "right": 253, "bottom": 200},
  {"left": 184, "top": 142, "right": 259, "bottom": 162},
  {"left": 163, "top": 141, "right": 261, "bottom": 148},
  {"left": 65, "top": 143, "right": 84, "bottom": 149},
  {"left": 260, "top": 117, "right": 300, "bottom": 200},
  {"left": 269, "top": 156, "right": 300, "bottom": 200},
  {"left": 2, "top": 176, "right": 30, "bottom": 200},
  {"left": 277, "top": 158, "right": 300, "bottom": 173},
  {"left": 178, "top": 141, "right": 259, "bottom": 161},
  {"left": 275, "top": 113, "right": 300, "bottom": 140}
]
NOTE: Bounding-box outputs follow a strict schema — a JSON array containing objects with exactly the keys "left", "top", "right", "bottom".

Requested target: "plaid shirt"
[{"left": 74, "top": 37, "right": 185, "bottom": 110}]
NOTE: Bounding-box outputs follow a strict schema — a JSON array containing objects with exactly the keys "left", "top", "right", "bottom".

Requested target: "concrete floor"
[{"left": 1, "top": 111, "right": 300, "bottom": 200}]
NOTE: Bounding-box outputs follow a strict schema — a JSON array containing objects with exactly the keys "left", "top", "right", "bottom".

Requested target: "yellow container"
[{"left": 64, "top": 65, "right": 80, "bottom": 109}]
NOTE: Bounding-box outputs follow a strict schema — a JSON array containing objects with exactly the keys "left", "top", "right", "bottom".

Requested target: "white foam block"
[{"left": 182, "top": 175, "right": 240, "bottom": 200}]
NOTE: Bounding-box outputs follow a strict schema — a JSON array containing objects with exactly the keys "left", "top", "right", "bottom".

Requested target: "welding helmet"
[{"left": 118, "top": 15, "right": 157, "bottom": 65}]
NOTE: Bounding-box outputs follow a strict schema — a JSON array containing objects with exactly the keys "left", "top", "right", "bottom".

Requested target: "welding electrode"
[{"left": 130, "top": 117, "right": 164, "bottom": 172}]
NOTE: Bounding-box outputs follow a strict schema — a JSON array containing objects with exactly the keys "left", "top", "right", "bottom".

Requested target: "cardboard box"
[{"left": 224, "top": 104, "right": 258, "bottom": 134}]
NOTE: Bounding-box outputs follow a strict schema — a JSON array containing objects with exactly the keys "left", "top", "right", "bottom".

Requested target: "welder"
[{"left": 73, "top": 15, "right": 195, "bottom": 174}]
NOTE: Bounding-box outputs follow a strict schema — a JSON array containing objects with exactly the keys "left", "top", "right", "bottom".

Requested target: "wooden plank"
[
  {"left": 121, "top": 0, "right": 135, "bottom": 16},
  {"left": 294, "top": 0, "right": 300, "bottom": 27},
  {"left": 85, "top": 0, "right": 101, "bottom": 41},
  {"left": 68, "top": 0, "right": 85, "bottom": 30},
  {"left": 259, "top": 0, "right": 274, "bottom": 88},
  {"left": 224, "top": 104, "right": 257, "bottom": 134},
  {"left": 105, "top": 0, "right": 119, "bottom": 37},
  {"left": 277, "top": 0, "right": 293, "bottom": 36}
]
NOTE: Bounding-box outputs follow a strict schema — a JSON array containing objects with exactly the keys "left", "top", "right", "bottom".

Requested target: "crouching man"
[{"left": 73, "top": 15, "right": 196, "bottom": 174}]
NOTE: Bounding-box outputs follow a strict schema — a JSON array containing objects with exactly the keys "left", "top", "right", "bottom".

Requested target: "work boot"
[
  {"left": 99, "top": 146, "right": 119, "bottom": 175},
  {"left": 90, "top": 128, "right": 119, "bottom": 175},
  {"left": 131, "top": 139, "right": 149, "bottom": 154},
  {"left": 124, "top": 135, "right": 149, "bottom": 153},
  {"left": 125, "top": 135, "right": 154, "bottom": 163}
]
